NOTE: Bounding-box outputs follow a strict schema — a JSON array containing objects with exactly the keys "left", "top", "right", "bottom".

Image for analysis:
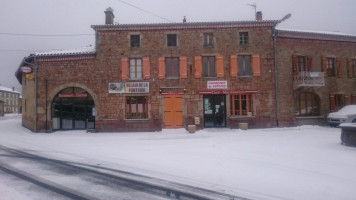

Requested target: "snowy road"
[
  {"left": 1, "top": 114, "right": 356, "bottom": 200},
  {"left": 0, "top": 143, "right": 245, "bottom": 200}
]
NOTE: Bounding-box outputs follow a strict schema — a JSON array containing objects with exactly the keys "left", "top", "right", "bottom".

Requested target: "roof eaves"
[
  {"left": 91, "top": 20, "right": 279, "bottom": 30},
  {"left": 276, "top": 29, "right": 356, "bottom": 42}
]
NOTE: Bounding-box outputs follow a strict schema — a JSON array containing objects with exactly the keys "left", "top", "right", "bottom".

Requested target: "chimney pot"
[
  {"left": 256, "top": 11, "right": 263, "bottom": 21},
  {"left": 105, "top": 7, "right": 115, "bottom": 25}
]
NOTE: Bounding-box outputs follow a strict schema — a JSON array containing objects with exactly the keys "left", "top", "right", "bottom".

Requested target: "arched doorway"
[{"left": 51, "top": 87, "right": 95, "bottom": 130}]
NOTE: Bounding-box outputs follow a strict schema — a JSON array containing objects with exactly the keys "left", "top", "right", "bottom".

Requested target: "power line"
[
  {"left": 116, "top": 0, "right": 174, "bottom": 23},
  {"left": 0, "top": 33, "right": 94, "bottom": 37}
]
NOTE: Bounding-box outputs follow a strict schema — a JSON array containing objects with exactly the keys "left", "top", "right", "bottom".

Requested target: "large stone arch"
[{"left": 46, "top": 82, "right": 99, "bottom": 129}]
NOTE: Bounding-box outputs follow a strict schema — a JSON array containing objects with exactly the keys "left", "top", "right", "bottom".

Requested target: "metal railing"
[{"left": 293, "top": 72, "right": 325, "bottom": 89}]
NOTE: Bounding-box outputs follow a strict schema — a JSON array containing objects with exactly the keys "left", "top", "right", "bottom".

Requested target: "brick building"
[
  {"left": 0, "top": 85, "right": 21, "bottom": 114},
  {"left": 15, "top": 8, "right": 356, "bottom": 132},
  {"left": 0, "top": 100, "right": 4, "bottom": 117},
  {"left": 276, "top": 29, "right": 356, "bottom": 126}
]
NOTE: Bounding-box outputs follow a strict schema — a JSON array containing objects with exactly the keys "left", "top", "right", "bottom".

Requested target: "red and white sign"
[
  {"left": 199, "top": 90, "right": 258, "bottom": 95},
  {"left": 59, "top": 93, "right": 88, "bottom": 98},
  {"left": 20, "top": 66, "right": 33, "bottom": 74},
  {"left": 207, "top": 81, "right": 227, "bottom": 89}
]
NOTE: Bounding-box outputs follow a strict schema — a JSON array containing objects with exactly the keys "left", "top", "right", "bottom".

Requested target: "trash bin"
[
  {"left": 238, "top": 123, "right": 248, "bottom": 130},
  {"left": 188, "top": 125, "right": 196, "bottom": 133}
]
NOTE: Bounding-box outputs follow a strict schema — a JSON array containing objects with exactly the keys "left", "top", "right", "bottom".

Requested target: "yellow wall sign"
[{"left": 25, "top": 74, "right": 34, "bottom": 79}]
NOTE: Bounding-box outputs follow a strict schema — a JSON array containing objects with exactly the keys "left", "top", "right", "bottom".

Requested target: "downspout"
[
  {"left": 273, "top": 13, "right": 292, "bottom": 127},
  {"left": 45, "top": 79, "right": 48, "bottom": 132},
  {"left": 273, "top": 27, "right": 279, "bottom": 127},
  {"left": 34, "top": 56, "right": 38, "bottom": 132}
]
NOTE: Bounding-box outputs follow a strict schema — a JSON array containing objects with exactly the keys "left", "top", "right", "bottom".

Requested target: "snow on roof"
[
  {"left": 0, "top": 85, "right": 20, "bottom": 94},
  {"left": 34, "top": 46, "right": 96, "bottom": 57},
  {"left": 277, "top": 28, "right": 356, "bottom": 37}
]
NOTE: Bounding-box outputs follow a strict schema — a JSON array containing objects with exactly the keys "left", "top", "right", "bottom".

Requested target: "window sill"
[
  {"left": 203, "top": 45, "right": 214, "bottom": 48},
  {"left": 229, "top": 116, "right": 255, "bottom": 120},
  {"left": 128, "top": 79, "right": 143, "bottom": 81},
  {"left": 238, "top": 76, "right": 252, "bottom": 78},
  {"left": 166, "top": 77, "right": 179, "bottom": 80},
  {"left": 124, "top": 118, "right": 149, "bottom": 122},
  {"left": 295, "top": 116, "right": 324, "bottom": 119}
]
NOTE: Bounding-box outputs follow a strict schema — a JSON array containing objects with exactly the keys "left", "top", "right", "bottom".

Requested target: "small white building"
[{"left": 0, "top": 85, "right": 21, "bottom": 114}]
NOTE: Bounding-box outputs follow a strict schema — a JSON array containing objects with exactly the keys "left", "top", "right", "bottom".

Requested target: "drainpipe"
[
  {"left": 23, "top": 55, "right": 39, "bottom": 132},
  {"left": 273, "top": 14, "right": 291, "bottom": 127}
]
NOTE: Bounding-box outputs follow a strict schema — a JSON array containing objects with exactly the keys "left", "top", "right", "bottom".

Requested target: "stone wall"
[
  {"left": 31, "top": 25, "right": 278, "bottom": 132},
  {"left": 277, "top": 37, "right": 356, "bottom": 127}
]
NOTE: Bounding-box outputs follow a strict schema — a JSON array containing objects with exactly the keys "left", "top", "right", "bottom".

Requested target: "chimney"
[
  {"left": 256, "top": 11, "right": 263, "bottom": 21},
  {"left": 12, "top": 87, "right": 14, "bottom": 91},
  {"left": 105, "top": 7, "right": 115, "bottom": 25}
]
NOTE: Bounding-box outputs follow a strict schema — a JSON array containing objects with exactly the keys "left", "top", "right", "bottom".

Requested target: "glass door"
[{"left": 203, "top": 95, "right": 226, "bottom": 127}]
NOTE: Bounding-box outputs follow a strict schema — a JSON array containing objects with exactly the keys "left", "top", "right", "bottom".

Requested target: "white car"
[{"left": 327, "top": 105, "right": 356, "bottom": 127}]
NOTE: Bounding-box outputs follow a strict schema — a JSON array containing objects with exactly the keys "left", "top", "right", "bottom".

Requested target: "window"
[
  {"left": 126, "top": 96, "right": 148, "bottom": 119},
  {"left": 130, "top": 35, "right": 140, "bottom": 48},
  {"left": 231, "top": 94, "right": 253, "bottom": 116},
  {"left": 353, "top": 59, "right": 356, "bottom": 78},
  {"left": 129, "top": 58, "right": 142, "bottom": 80},
  {"left": 238, "top": 55, "right": 251, "bottom": 76},
  {"left": 295, "top": 92, "right": 320, "bottom": 116},
  {"left": 327, "top": 58, "right": 335, "bottom": 77},
  {"left": 334, "top": 94, "right": 344, "bottom": 111},
  {"left": 239, "top": 32, "right": 248, "bottom": 45},
  {"left": 202, "top": 56, "right": 215, "bottom": 77},
  {"left": 204, "top": 33, "right": 213, "bottom": 46},
  {"left": 297, "top": 56, "right": 307, "bottom": 72},
  {"left": 165, "top": 57, "right": 179, "bottom": 78},
  {"left": 167, "top": 34, "right": 177, "bottom": 47}
]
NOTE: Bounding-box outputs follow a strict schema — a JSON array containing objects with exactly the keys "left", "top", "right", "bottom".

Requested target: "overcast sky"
[{"left": 1, "top": 0, "right": 355, "bottom": 92}]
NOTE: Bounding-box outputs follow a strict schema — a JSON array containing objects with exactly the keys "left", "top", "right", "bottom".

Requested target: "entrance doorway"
[
  {"left": 203, "top": 95, "right": 226, "bottom": 127},
  {"left": 52, "top": 87, "right": 95, "bottom": 130},
  {"left": 164, "top": 95, "right": 183, "bottom": 128}
]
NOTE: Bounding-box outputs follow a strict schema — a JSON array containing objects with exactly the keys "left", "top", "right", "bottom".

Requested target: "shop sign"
[
  {"left": 207, "top": 81, "right": 227, "bottom": 89},
  {"left": 199, "top": 90, "right": 258, "bottom": 95},
  {"left": 161, "top": 91, "right": 184, "bottom": 95},
  {"left": 25, "top": 74, "right": 34, "bottom": 79},
  {"left": 125, "top": 82, "right": 149, "bottom": 93},
  {"left": 59, "top": 93, "right": 88, "bottom": 98},
  {"left": 20, "top": 66, "right": 33, "bottom": 74},
  {"left": 108, "top": 82, "right": 125, "bottom": 94}
]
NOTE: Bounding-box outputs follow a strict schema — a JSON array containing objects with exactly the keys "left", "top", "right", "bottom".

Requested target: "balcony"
[{"left": 293, "top": 72, "right": 325, "bottom": 89}]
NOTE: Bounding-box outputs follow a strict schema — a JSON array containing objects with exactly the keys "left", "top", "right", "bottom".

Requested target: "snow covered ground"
[{"left": 1, "top": 114, "right": 356, "bottom": 200}]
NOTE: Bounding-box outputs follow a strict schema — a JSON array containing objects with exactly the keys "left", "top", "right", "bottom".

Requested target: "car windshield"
[{"left": 337, "top": 105, "right": 356, "bottom": 114}]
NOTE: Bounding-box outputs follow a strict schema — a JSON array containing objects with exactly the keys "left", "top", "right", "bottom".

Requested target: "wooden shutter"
[
  {"left": 347, "top": 58, "right": 353, "bottom": 78},
  {"left": 216, "top": 55, "right": 224, "bottom": 78},
  {"left": 321, "top": 57, "right": 327, "bottom": 77},
  {"left": 307, "top": 57, "right": 313, "bottom": 72},
  {"left": 352, "top": 94, "right": 356, "bottom": 104},
  {"left": 179, "top": 56, "right": 187, "bottom": 78},
  {"left": 194, "top": 56, "right": 202, "bottom": 78},
  {"left": 292, "top": 55, "right": 297, "bottom": 74},
  {"left": 252, "top": 54, "right": 261, "bottom": 77},
  {"left": 330, "top": 94, "right": 336, "bottom": 112},
  {"left": 336, "top": 58, "right": 342, "bottom": 78},
  {"left": 230, "top": 55, "right": 238, "bottom": 77},
  {"left": 142, "top": 57, "right": 150, "bottom": 79},
  {"left": 344, "top": 95, "right": 350, "bottom": 106},
  {"left": 121, "top": 57, "right": 129, "bottom": 80},
  {"left": 158, "top": 57, "right": 165, "bottom": 79}
]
